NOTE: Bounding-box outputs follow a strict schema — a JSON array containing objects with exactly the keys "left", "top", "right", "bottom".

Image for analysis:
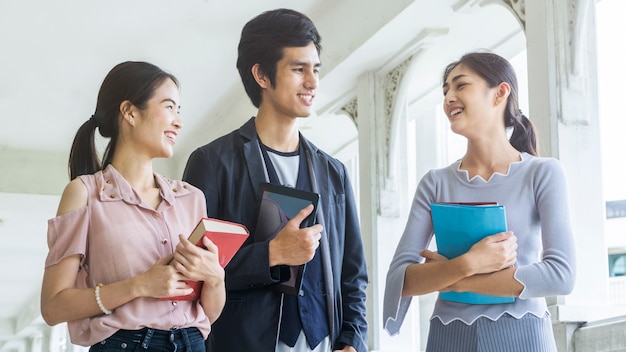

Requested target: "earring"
[{"left": 129, "top": 117, "right": 135, "bottom": 125}]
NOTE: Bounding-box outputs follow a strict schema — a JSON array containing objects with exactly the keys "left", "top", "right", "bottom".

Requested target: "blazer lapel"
[{"left": 240, "top": 117, "right": 268, "bottom": 199}]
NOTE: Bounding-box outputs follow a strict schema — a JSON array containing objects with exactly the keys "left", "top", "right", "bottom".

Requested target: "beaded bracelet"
[{"left": 95, "top": 283, "right": 113, "bottom": 315}]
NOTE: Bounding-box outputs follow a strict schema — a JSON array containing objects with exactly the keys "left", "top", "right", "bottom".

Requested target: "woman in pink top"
[{"left": 40, "top": 61, "right": 225, "bottom": 351}]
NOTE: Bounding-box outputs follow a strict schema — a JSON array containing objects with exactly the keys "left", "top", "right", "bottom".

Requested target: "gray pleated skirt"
[{"left": 426, "top": 313, "right": 557, "bottom": 352}]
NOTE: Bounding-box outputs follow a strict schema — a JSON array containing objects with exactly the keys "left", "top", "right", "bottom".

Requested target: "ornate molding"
[
  {"left": 375, "top": 29, "right": 447, "bottom": 216},
  {"left": 453, "top": 0, "right": 526, "bottom": 30},
  {"left": 569, "top": 0, "right": 593, "bottom": 77},
  {"left": 383, "top": 56, "right": 412, "bottom": 160},
  {"left": 339, "top": 98, "right": 358, "bottom": 127},
  {"left": 361, "top": 28, "right": 446, "bottom": 216},
  {"left": 375, "top": 57, "right": 413, "bottom": 217},
  {"left": 553, "top": 0, "right": 594, "bottom": 125},
  {"left": 499, "top": 0, "right": 526, "bottom": 29}
]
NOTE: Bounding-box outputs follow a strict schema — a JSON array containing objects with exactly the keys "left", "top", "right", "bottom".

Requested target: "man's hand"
[{"left": 269, "top": 204, "right": 324, "bottom": 266}]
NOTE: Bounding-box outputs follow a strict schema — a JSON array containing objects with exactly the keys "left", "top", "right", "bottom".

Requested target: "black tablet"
[
  {"left": 254, "top": 182, "right": 320, "bottom": 295},
  {"left": 256, "top": 182, "right": 320, "bottom": 240}
]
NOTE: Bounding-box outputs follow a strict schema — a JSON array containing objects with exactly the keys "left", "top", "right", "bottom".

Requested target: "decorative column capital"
[
  {"left": 340, "top": 98, "right": 358, "bottom": 127},
  {"left": 453, "top": 0, "right": 526, "bottom": 30}
]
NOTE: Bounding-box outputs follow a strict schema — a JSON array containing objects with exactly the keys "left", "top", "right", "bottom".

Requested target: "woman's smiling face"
[
  {"left": 442, "top": 63, "right": 502, "bottom": 139},
  {"left": 130, "top": 78, "right": 182, "bottom": 159}
]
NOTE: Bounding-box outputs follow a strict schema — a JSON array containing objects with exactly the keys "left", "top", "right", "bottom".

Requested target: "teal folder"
[{"left": 430, "top": 202, "right": 515, "bottom": 304}]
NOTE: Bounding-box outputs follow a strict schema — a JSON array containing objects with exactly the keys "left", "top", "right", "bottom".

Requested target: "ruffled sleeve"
[
  {"left": 45, "top": 206, "right": 89, "bottom": 268},
  {"left": 383, "top": 170, "right": 437, "bottom": 335}
]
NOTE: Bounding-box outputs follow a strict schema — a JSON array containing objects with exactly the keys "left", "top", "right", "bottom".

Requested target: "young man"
[{"left": 182, "top": 8, "right": 368, "bottom": 352}]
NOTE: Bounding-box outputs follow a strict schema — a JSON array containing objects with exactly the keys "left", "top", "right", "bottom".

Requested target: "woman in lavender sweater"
[{"left": 383, "top": 52, "right": 576, "bottom": 351}]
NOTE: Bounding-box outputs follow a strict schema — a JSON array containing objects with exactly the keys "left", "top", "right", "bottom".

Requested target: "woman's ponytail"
[
  {"left": 68, "top": 115, "right": 101, "bottom": 180},
  {"left": 508, "top": 109, "right": 538, "bottom": 156}
]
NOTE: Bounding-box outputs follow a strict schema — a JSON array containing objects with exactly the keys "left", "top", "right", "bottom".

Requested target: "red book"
[{"left": 161, "top": 218, "right": 249, "bottom": 301}]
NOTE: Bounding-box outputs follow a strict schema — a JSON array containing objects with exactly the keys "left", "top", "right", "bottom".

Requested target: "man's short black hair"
[{"left": 236, "top": 8, "right": 322, "bottom": 108}]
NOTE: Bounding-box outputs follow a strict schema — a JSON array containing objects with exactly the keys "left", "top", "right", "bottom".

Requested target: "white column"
[
  {"left": 356, "top": 66, "right": 421, "bottom": 351},
  {"left": 356, "top": 71, "right": 379, "bottom": 351},
  {"left": 525, "top": 0, "right": 624, "bottom": 321}
]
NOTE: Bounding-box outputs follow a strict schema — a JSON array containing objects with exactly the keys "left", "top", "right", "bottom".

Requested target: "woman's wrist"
[
  {"left": 95, "top": 283, "right": 113, "bottom": 315},
  {"left": 452, "top": 254, "right": 475, "bottom": 278}
]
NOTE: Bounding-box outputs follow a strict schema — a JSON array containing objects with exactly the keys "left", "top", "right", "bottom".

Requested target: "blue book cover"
[{"left": 430, "top": 202, "right": 515, "bottom": 305}]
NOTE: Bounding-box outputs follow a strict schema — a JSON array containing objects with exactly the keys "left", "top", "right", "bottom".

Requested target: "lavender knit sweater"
[{"left": 383, "top": 153, "right": 576, "bottom": 335}]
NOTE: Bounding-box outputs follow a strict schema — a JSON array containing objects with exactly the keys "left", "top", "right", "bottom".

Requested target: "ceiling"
[
  {"left": 0, "top": 0, "right": 524, "bottom": 347},
  {"left": 0, "top": 0, "right": 335, "bottom": 153}
]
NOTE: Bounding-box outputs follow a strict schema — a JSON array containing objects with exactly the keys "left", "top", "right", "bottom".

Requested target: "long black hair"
[
  {"left": 68, "top": 61, "right": 178, "bottom": 179},
  {"left": 443, "top": 52, "right": 538, "bottom": 156}
]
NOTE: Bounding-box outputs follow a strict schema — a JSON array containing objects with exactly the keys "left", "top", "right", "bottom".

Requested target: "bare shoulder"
[{"left": 56, "top": 178, "right": 89, "bottom": 216}]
